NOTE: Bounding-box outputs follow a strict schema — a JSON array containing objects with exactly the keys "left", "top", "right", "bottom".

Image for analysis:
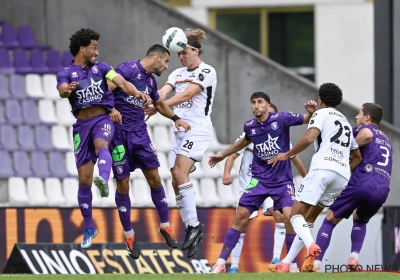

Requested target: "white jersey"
[
  {"left": 308, "top": 108, "right": 358, "bottom": 180},
  {"left": 166, "top": 62, "right": 217, "bottom": 131}
]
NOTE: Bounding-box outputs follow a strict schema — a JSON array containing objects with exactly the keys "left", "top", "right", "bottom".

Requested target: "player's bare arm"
[
  {"left": 291, "top": 156, "right": 307, "bottom": 177},
  {"left": 58, "top": 81, "right": 79, "bottom": 98},
  {"left": 268, "top": 127, "right": 320, "bottom": 167},
  {"left": 109, "top": 73, "right": 152, "bottom": 102},
  {"left": 158, "top": 84, "right": 174, "bottom": 101},
  {"left": 355, "top": 128, "right": 374, "bottom": 146},
  {"left": 108, "top": 107, "right": 122, "bottom": 124},
  {"left": 302, "top": 100, "right": 318, "bottom": 124},
  {"left": 222, "top": 153, "right": 240, "bottom": 185},
  {"left": 209, "top": 137, "right": 252, "bottom": 168},
  {"left": 349, "top": 148, "right": 362, "bottom": 171},
  {"left": 152, "top": 99, "right": 191, "bottom": 132},
  {"left": 164, "top": 83, "right": 201, "bottom": 107}
]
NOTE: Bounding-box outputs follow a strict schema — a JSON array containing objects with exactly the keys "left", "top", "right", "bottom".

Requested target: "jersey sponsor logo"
[
  {"left": 76, "top": 78, "right": 104, "bottom": 105},
  {"left": 324, "top": 148, "right": 347, "bottom": 168},
  {"left": 124, "top": 86, "right": 149, "bottom": 107},
  {"left": 174, "top": 100, "right": 193, "bottom": 109},
  {"left": 202, "top": 69, "right": 211, "bottom": 74},
  {"left": 255, "top": 134, "right": 281, "bottom": 160}
]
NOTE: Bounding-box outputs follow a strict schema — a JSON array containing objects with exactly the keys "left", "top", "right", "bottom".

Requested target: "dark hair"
[
  {"left": 146, "top": 44, "right": 170, "bottom": 57},
  {"left": 250, "top": 92, "right": 270, "bottom": 103},
  {"left": 69, "top": 28, "right": 100, "bottom": 56},
  {"left": 318, "top": 83, "right": 343, "bottom": 108},
  {"left": 362, "top": 103, "right": 384, "bottom": 125},
  {"left": 270, "top": 103, "right": 278, "bottom": 112}
]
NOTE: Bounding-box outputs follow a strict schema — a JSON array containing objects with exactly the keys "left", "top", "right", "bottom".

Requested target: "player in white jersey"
[
  {"left": 144, "top": 28, "right": 216, "bottom": 258},
  {"left": 222, "top": 103, "right": 307, "bottom": 273},
  {"left": 268, "top": 83, "right": 362, "bottom": 272}
]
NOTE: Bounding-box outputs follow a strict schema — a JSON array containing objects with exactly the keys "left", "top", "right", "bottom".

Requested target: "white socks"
[{"left": 178, "top": 182, "right": 199, "bottom": 227}]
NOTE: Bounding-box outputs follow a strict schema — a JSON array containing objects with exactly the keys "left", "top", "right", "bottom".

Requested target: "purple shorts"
[
  {"left": 72, "top": 114, "right": 114, "bottom": 169},
  {"left": 330, "top": 185, "right": 387, "bottom": 223},
  {"left": 110, "top": 129, "right": 160, "bottom": 179},
  {"left": 238, "top": 178, "right": 295, "bottom": 214}
]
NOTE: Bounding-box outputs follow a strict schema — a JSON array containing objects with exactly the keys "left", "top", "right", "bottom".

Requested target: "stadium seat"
[
  {"left": 5, "top": 99, "right": 23, "bottom": 125},
  {"left": 1, "top": 125, "right": 19, "bottom": 151},
  {"left": 62, "top": 50, "right": 73, "bottom": 67},
  {"left": 101, "top": 179, "right": 116, "bottom": 207},
  {"left": 132, "top": 177, "right": 153, "bottom": 207},
  {"left": 188, "top": 161, "right": 205, "bottom": 179},
  {"left": 0, "top": 151, "right": 14, "bottom": 178},
  {"left": 13, "top": 151, "right": 33, "bottom": 178},
  {"left": 209, "top": 127, "right": 230, "bottom": 152},
  {"left": 17, "top": 125, "right": 36, "bottom": 151},
  {"left": 9, "top": 74, "right": 29, "bottom": 99},
  {"left": 13, "top": 50, "right": 32, "bottom": 74},
  {"left": 26, "top": 177, "right": 48, "bottom": 206},
  {"left": 25, "top": 74, "right": 45, "bottom": 99},
  {"left": 8, "top": 177, "right": 29, "bottom": 206},
  {"left": 147, "top": 126, "right": 155, "bottom": 144},
  {"left": 1, "top": 25, "right": 19, "bottom": 49},
  {"left": 199, "top": 178, "right": 221, "bottom": 207},
  {"left": 0, "top": 50, "right": 15, "bottom": 74},
  {"left": 42, "top": 74, "right": 59, "bottom": 100},
  {"left": 35, "top": 125, "right": 54, "bottom": 152},
  {"left": 164, "top": 179, "right": 176, "bottom": 207},
  {"left": 200, "top": 151, "right": 220, "bottom": 178},
  {"left": 63, "top": 178, "right": 78, "bottom": 206},
  {"left": 217, "top": 180, "right": 237, "bottom": 207},
  {"left": 38, "top": 99, "right": 57, "bottom": 125},
  {"left": 156, "top": 152, "right": 171, "bottom": 179},
  {"left": 51, "top": 125, "right": 71, "bottom": 152},
  {"left": 47, "top": 50, "right": 63, "bottom": 74},
  {"left": 65, "top": 151, "right": 78, "bottom": 176},
  {"left": 17, "top": 25, "right": 51, "bottom": 50},
  {"left": 31, "top": 151, "right": 50, "bottom": 178},
  {"left": 55, "top": 99, "right": 75, "bottom": 126},
  {"left": 91, "top": 183, "right": 104, "bottom": 207},
  {"left": 191, "top": 178, "right": 205, "bottom": 207},
  {"left": 152, "top": 125, "right": 171, "bottom": 152},
  {"left": 44, "top": 178, "right": 67, "bottom": 206},
  {"left": 0, "top": 74, "right": 12, "bottom": 100},
  {"left": 0, "top": 104, "right": 5, "bottom": 125},
  {"left": 30, "top": 50, "right": 50, "bottom": 74},
  {"left": 49, "top": 151, "right": 69, "bottom": 178},
  {"left": 21, "top": 100, "right": 41, "bottom": 126},
  {"left": 232, "top": 178, "right": 241, "bottom": 201}
]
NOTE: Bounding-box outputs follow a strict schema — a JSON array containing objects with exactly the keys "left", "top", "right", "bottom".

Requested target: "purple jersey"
[
  {"left": 56, "top": 61, "right": 114, "bottom": 117},
  {"left": 244, "top": 112, "right": 304, "bottom": 185},
  {"left": 348, "top": 124, "right": 393, "bottom": 196},
  {"left": 113, "top": 60, "right": 160, "bottom": 131}
]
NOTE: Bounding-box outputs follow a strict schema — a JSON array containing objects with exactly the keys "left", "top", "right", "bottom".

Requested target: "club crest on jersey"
[
  {"left": 271, "top": 122, "right": 278, "bottom": 130},
  {"left": 92, "top": 65, "right": 99, "bottom": 74},
  {"left": 116, "top": 166, "right": 123, "bottom": 174},
  {"left": 365, "top": 164, "right": 373, "bottom": 173}
]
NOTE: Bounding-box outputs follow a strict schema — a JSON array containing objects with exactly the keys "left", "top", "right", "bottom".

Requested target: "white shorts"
[
  {"left": 296, "top": 169, "right": 348, "bottom": 207},
  {"left": 169, "top": 129, "right": 212, "bottom": 169},
  {"left": 238, "top": 189, "right": 274, "bottom": 219}
]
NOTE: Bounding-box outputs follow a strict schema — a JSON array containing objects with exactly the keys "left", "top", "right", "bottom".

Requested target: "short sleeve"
[
  {"left": 308, "top": 111, "right": 325, "bottom": 131},
  {"left": 56, "top": 69, "right": 70, "bottom": 88},
  {"left": 191, "top": 67, "right": 217, "bottom": 90},
  {"left": 282, "top": 112, "right": 305, "bottom": 127},
  {"left": 114, "top": 62, "right": 133, "bottom": 82},
  {"left": 97, "top": 61, "right": 113, "bottom": 76},
  {"left": 350, "top": 134, "right": 359, "bottom": 151},
  {"left": 235, "top": 132, "right": 246, "bottom": 155},
  {"left": 166, "top": 69, "right": 179, "bottom": 89}
]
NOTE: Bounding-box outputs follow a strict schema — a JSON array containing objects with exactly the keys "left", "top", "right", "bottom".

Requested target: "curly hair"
[
  {"left": 69, "top": 28, "right": 100, "bottom": 56},
  {"left": 185, "top": 28, "right": 207, "bottom": 55},
  {"left": 318, "top": 83, "right": 343, "bottom": 108},
  {"left": 362, "top": 103, "right": 384, "bottom": 125}
]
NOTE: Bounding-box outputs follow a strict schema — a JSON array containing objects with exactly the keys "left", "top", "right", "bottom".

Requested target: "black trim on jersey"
[
  {"left": 316, "top": 133, "right": 322, "bottom": 152},
  {"left": 205, "top": 86, "right": 212, "bottom": 116}
]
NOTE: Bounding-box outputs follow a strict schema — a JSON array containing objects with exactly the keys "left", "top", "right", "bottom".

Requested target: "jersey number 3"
[{"left": 330, "top": 120, "right": 351, "bottom": 147}]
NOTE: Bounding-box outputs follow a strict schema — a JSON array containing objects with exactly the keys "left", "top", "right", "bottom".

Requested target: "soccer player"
[
  {"left": 145, "top": 28, "right": 217, "bottom": 258},
  {"left": 207, "top": 92, "right": 317, "bottom": 273},
  {"left": 107, "top": 44, "right": 191, "bottom": 259},
  {"left": 56, "top": 28, "right": 150, "bottom": 249},
  {"left": 311, "top": 103, "right": 392, "bottom": 272},
  {"left": 268, "top": 83, "right": 362, "bottom": 272},
  {"left": 221, "top": 103, "right": 307, "bottom": 273}
]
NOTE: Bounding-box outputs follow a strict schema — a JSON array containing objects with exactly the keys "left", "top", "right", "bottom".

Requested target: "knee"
[
  {"left": 116, "top": 180, "right": 130, "bottom": 195},
  {"left": 79, "top": 173, "right": 93, "bottom": 187},
  {"left": 148, "top": 174, "right": 161, "bottom": 188}
]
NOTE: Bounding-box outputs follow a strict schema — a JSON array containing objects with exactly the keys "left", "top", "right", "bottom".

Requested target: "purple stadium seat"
[
  {"left": 0, "top": 74, "right": 11, "bottom": 100},
  {"left": 35, "top": 125, "right": 54, "bottom": 152},
  {"left": 17, "top": 125, "right": 36, "bottom": 151},
  {"left": 14, "top": 50, "right": 33, "bottom": 74},
  {"left": 0, "top": 104, "right": 5, "bottom": 125},
  {"left": 1, "top": 25, "right": 19, "bottom": 49},
  {"left": 31, "top": 151, "right": 50, "bottom": 178},
  {"left": 49, "top": 151, "right": 68, "bottom": 178},
  {"left": 0, "top": 50, "right": 15, "bottom": 74},
  {"left": 9, "top": 74, "right": 29, "bottom": 99},
  {"left": 0, "top": 151, "right": 14, "bottom": 178},
  {"left": 21, "top": 100, "right": 41, "bottom": 126},
  {"left": 12, "top": 151, "right": 33, "bottom": 178},
  {"left": 30, "top": 50, "right": 50, "bottom": 74},
  {"left": 17, "top": 25, "right": 51, "bottom": 50},
  {"left": 5, "top": 99, "right": 23, "bottom": 125},
  {"left": 47, "top": 50, "right": 63, "bottom": 74},
  {"left": 62, "top": 51, "right": 74, "bottom": 67},
  {"left": 0, "top": 125, "right": 19, "bottom": 151}
]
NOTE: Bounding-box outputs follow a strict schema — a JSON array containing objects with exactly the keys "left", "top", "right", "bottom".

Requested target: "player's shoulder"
[
  {"left": 199, "top": 62, "right": 216, "bottom": 74},
  {"left": 244, "top": 118, "right": 257, "bottom": 129},
  {"left": 56, "top": 66, "right": 70, "bottom": 75}
]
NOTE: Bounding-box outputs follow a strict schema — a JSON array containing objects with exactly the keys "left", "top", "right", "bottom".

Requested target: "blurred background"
[{"left": 0, "top": 0, "right": 398, "bottom": 275}]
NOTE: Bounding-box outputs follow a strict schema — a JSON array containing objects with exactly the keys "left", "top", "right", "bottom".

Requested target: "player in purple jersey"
[
  {"left": 311, "top": 103, "right": 392, "bottom": 272},
  {"left": 207, "top": 92, "right": 317, "bottom": 273},
  {"left": 56, "top": 28, "right": 150, "bottom": 249},
  {"left": 107, "top": 44, "right": 191, "bottom": 259}
]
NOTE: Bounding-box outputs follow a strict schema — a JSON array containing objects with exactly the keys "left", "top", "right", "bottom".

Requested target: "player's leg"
[
  {"left": 211, "top": 180, "right": 268, "bottom": 273},
  {"left": 92, "top": 116, "right": 114, "bottom": 197},
  {"left": 263, "top": 198, "right": 285, "bottom": 264}
]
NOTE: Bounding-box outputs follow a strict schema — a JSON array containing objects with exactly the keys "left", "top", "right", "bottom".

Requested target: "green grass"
[{"left": 0, "top": 273, "right": 399, "bottom": 280}]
